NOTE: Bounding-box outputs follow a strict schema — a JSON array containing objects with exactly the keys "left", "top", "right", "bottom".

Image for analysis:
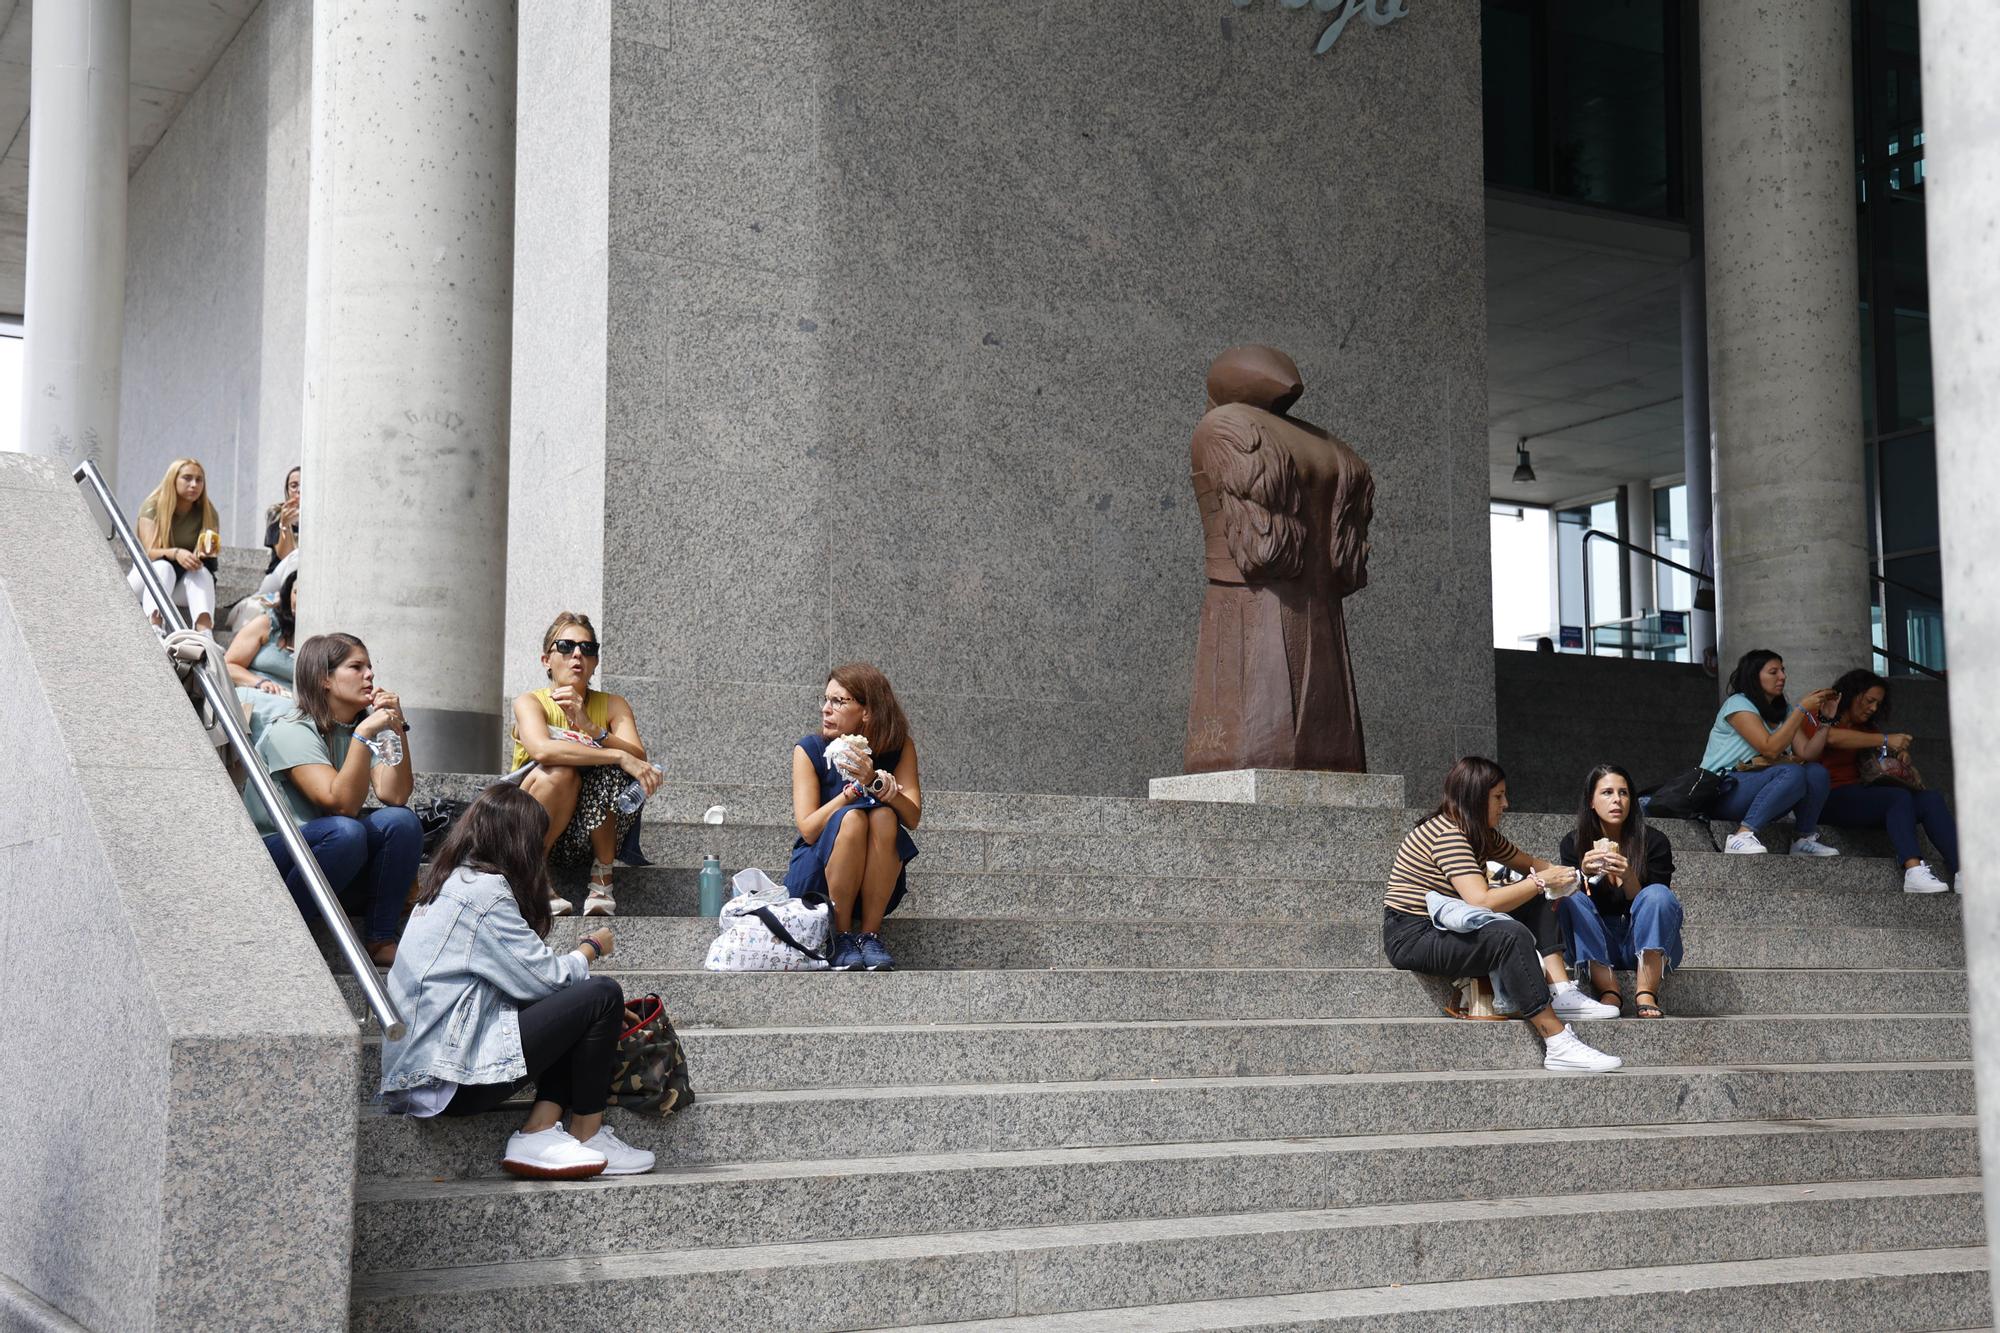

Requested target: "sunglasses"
[{"left": 551, "top": 639, "right": 601, "bottom": 658}]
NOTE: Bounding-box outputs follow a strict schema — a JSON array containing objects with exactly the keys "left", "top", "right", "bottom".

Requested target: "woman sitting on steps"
[
  {"left": 512, "top": 612, "right": 661, "bottom": 917},
  {"left": 226, "top": 571, "right": 298, "bottom": 742},
  {"left": 129, "top": 456, "right": 220, "bottom": 635},
  {"left": 378, "top": 783, "right": 653, "bottom": 1180},
  {"left": 786, "top": 663, "right": 922, "bottom": 973},
  {"left": 1806, "top": 669, "right": 1958, "bottom": 893},
  {"left": 1698, "top": 648, "right": 1841, "bottom": 856},
  {"left": 1381, "top": 756, "right": 1623, "bottom": 1073},
  {"left": 1555, "top": 764, "right": 1683, "bottom": 1019},
  {"left": 247, "top": 632, "right": 419, "bottom": 967}
]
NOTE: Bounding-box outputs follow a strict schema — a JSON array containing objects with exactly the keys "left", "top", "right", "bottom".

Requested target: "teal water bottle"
[{"left": 698, "top": 854, "right": 726, "bottom": 919}]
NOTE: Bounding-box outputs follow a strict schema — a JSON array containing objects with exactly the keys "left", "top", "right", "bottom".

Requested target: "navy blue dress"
[{"left": 783, "top": 733, "right": 919, "bottom": 917}]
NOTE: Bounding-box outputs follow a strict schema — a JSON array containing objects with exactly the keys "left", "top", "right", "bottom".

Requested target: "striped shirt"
[{"left": 1383, "top": 814, "right": 1522, "bottom": 916}]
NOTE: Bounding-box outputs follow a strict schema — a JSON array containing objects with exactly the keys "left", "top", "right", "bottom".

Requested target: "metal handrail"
[
  {"left": 1870, "top": 570, "right": 1943, "bottom": 606},
  {"left": 1581, "top": 528, "right": 1712, "bottom": 585},
  {"left": 1872, "top": 644, "right": 1946, "bottom": 681},
  {"left": 72, "top": 461, "right": 405, "bottom": 1039}
]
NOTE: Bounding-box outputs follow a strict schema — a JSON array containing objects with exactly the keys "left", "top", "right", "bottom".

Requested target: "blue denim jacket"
[{"left": 378, "top": 867, "right": 590, "bottom": 1091}]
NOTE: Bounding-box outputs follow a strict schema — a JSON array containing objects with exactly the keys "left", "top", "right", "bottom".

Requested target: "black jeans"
[
  {"left": 1382, "top": 897, "right": 1561, "bottom": 1019},
  {"left": 442, "top": 975, "right": 626, "bottom": 1117}
]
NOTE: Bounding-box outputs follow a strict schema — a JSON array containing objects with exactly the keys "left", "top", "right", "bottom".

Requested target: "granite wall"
[
  {"left": 517, "top": 0, "right": 1492, "bottom": 794},
  {"left": 0, "top": 455, "right": 357, "bottom": 1330},
  {"left": 119, "top": 0, "right": 311, "bottom": 543}
]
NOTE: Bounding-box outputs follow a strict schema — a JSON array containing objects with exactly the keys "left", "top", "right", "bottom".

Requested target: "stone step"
[
  {"left": 354, "top": 1060, "right": 1973, "bottom": 1177},
  {"left": 359, "top": 1012, "right": 1968, "bottom": 1093},
  {"left": 889, "top": 1245, "right": 1990, "bottom": 1331},
  {"left": 426, "top": 916, "right": 1962, "bottom": 972},
  {"left": 559, "top": 865, "right": 1966, "bottom": 922},
  {"left": 342, "top": 965, "right": 1969, "bottom": 1029},
  {"left": 349, "top": 1115, "right": 1977, "bottom": 1271},
  {"left": 346, "top": 1178, "right": 1985, "bottom": 1329}
]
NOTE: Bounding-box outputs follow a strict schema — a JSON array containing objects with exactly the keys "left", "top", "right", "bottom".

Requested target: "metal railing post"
[{"left": 72, "top": 461, "right": 405, "bottom": 1038}]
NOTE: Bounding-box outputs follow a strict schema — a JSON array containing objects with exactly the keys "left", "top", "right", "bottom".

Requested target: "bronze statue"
[{"left": 1184, "top": 345, "right": 1374, "bottom": 774}]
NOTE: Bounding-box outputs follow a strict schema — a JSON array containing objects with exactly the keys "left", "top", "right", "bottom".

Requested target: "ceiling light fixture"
[{"left": 1511, "top": 440, "right": 1536, "bottom": 485}]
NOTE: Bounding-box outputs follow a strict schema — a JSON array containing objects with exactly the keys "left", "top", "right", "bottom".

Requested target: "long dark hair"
[
  {"left": 418, "top": 784, "right": 554, "bottom": 937},
  {"left": 293, "top": 632, "right": 369, "bottom": 735},
  {"left": 1432, "top": 756, "right": 1506, "bottom": 853},
  {"left": 1726, "top": 648, "right": 1788, "bottom": 725},
  {"left": 1573, "top": 763, "right": 1645, "bottom": 874},
  {"left": 274, "top": 572, "right": 298, "bottom": 646},
  {"left": 1830, "top": 667, "right": 1890, "bottom": 726}
]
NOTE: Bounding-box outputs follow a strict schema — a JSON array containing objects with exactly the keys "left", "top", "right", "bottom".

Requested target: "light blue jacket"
[{"left": 378, "top": 867, "right": 590, "bottom": 1091}]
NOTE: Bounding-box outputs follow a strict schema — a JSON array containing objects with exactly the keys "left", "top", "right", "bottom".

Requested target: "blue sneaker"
[
  {"left": 829, "top": 932, "right": 864, "bottom": 971},
  {"left": 856, "top": 932, "right": 895, "bottom": 972}
]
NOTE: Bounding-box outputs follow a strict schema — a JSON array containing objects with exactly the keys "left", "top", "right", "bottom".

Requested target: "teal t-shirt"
[
  {"left": 1699, "top": 692, "right": 1771, "bottom": 773},
  {"left": 248, "top": 715, "right": 356, "bottom": 834}
]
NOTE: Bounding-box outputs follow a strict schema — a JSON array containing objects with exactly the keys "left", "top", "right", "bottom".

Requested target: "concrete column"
[
  {"left": 1699, "top": 0, "right": 1871, "bottom": 692},
  {"left": 1918, "top": 0, "right": 2000, "bottom": 1290},
  {"left": 19, "top": 0, "right": 128, "bottom": 485},
  {"left": 1681, "top": 252, "right": 1717, "bottom": 674},
  {"left": 301, "top": 0, "right": 515, "bottom": 771},
  {"left": 1622, "top": 481, "right": 1655, "bottom": 621}
]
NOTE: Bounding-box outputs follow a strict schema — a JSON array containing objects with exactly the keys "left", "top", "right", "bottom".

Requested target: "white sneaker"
[
  {"left": 1542, "top": 1024, "right": 1623, "bottom": 1073},
  {"left": 1790, "top": 836, "right": 1840, "bottom": 857},
  {"left": 578, "top": 1124, "right": 655, "bottom": 1175},
  {"left": 1724, "top": 831, "right": 1767, "bottom": 855},
  {"left": 1904, "top": 863, "right": 1950, "bottom": 894},
  {"left": 501, "top": 1125, "right": 606, "bottom": 1180},
  {"left": 1549, "top": 983, "right": 1619, "bottom": 1022},
  {"left": 582, "top": 886, "right": 616, "bottom": 917}
]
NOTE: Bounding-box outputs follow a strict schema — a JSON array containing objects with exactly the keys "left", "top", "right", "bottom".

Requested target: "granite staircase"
[{"left": 339, "top": 780, "right": 1987, "bottom": 1330}]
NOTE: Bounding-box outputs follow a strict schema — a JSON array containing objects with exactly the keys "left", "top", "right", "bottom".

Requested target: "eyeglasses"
[
  {"left": 823, "top": 694, "right": 856, "bottom": 709},
  {"left": 551, "top": 639, "right": 601, "bottom": 658}
]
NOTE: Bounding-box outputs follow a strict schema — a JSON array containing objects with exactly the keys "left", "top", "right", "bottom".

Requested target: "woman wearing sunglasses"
[{"left": 512, "top": 612, "right": 661, "bottom": 916}]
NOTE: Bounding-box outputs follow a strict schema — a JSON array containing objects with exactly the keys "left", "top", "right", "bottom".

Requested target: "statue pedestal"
[{"left": 1148, "top": 769, "right": 1405, "bottom": 809}]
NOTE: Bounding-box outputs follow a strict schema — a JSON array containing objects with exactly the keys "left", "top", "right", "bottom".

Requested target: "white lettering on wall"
[{"left": 1234, "top": 0, "right": 1412, "bottom": 57}]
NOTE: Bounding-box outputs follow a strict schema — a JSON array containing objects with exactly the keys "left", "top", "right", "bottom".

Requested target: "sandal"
[
  {"left": 1596, "top": 989, "right": 1624, "bottom": 1013},
  {"left": 583, "top": 860, "right": 616, "bottom": 917},
  {"left": 1635, "top": 990, "right": 1664, "bottom": 1019}
]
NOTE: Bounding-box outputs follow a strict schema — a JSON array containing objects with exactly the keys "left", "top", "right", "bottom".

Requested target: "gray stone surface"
[
  {"left": 118, "top": 0, "right": 311, "bottom": 541},
  {"left": 1149, "top": 770, "right": 1407, "bottom": 810},
  {"left": 0, "top": 455, "right": 358, "bottom": 1329},
  {"left": 350, "top": 1116, "right": 1975, "bottom": 1270},
  {"left": 1699, "top": 0, "right": 1872, "bottom": 692},
  {"left": 301, "top": 0, "right": 517, "bottom": 772},
  {"left": 349, "top": 1179, "right": 1982, "bottom": 1328},
  {"left": 505, "top": 1, "right": 1492, "bottom": 796},
  {"left": 1918, "top": 4, "right": 2000, "bottom": 1303}
]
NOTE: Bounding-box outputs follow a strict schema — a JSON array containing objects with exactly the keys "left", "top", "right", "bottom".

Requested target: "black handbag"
[{"left": 1641, "top": 767, "right": 1734, "bottom": 820}]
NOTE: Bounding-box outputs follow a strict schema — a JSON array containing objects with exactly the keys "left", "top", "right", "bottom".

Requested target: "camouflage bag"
[{"left": 606, "top": 993, "right": 694, "bottom": 1116}]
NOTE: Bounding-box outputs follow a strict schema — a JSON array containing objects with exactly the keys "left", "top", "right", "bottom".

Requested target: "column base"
[{"left": 1148, "top": 768, "right": 1406, "bottom": 809}]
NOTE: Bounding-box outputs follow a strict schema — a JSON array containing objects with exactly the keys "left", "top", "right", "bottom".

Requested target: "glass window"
[
  {"left": 1878, "top": 431, "right": 1938, "bottom": 555},
  {"left": 1883, "top": 551, "right": 1945, "bottom": 674},
  {"left": 1490, "top": 504, "right": 1555, "bottom": 650},
  {"left": 1555, "top": 498, "right": 1624, "bottom": 648},
  {"left": 1651, "top": 482, "right": 1692, "bottom": 615}
]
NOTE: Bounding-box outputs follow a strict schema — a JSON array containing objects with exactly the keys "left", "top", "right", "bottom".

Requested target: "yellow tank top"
[{"left": 512, "top": 687, "right": 613, "bottom": 770}]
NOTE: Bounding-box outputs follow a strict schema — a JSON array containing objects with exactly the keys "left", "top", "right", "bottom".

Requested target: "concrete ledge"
[{"left": 1149, "top": 769, "right": 1406, "bottom": 809}]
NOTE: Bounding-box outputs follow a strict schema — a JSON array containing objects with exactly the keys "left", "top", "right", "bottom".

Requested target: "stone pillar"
[
  {"left": 1699, "top": 0, "right": 1871, "bottom": 691},
  {"left": 1681, "top": 252, "right": 1717, "bottom": 673},
  {"left": 301, "top": 0, "right": 515, "bottom": 771},
  {"left": 1918, "top": 0, "right": 2000, "bottom": 1289},
  {"left": 19, "top": 0, "right": 128, "bottom": 484}
]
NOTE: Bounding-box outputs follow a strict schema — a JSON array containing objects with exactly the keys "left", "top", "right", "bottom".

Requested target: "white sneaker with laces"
[
  {"left": 1542, "top": 1024, "right": 1623, "bottom": 1073},
  {"left": 1903, "top": 862, "right": 1950, "bottom": 894},
  {"left": 578, "top": 1124, "right": 655, "bottom": 1176},
  {"left": 1549, "top": 983, "right": 1619, "bottom": 1022},
  {"left": 1790, "top": 836, "right": 1840, "bottom": 857},
  {"left": 501, "top": 1125, "right": 606, "bottom": 1180},
  {"left": 1723, "top": 831, "right": 1767, "bottom": 855},
  {"left": 548, "top": 893, "right": 576, "bottom": 916}
]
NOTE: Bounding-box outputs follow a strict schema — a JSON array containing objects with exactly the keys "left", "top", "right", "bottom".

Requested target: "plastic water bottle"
[
  {"left": 363, "top": 728, "right": 404, "bottom": 767},
  {"left": 613, "top": 763, "right": 664, "bottom": 815},
  {"left": 698, "top": 854, "right": 727, "bottom": 919}
]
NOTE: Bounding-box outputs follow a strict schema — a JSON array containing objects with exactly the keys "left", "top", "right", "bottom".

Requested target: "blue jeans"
[
  {"left": 1708, "top": 762, "right": 1829, "bottom": 835},
  {"left": 1821, "top": 784, "right": 1959, "bottom": 872},
  {"left": 1559, "top": 883, "right": 1683, "bottom": 973},
  {"left": 263, "top": 806, "right": 423, "bottom": 945}
]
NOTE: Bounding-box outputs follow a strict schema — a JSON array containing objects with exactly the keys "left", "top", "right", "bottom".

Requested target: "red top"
[{"left": 1804, "top": 714, "right": 1874, "bottom": 788}]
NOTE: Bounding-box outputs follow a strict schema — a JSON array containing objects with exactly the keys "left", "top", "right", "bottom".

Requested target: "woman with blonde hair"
[
  {"left": 512, "top": 612, "right": 660, "bottom": 917},
  {"left": 130, "top": 457, "right": 221, "bottom": 632},
  {"left": 785, "top": 662, "right": 923, "bottom": 972}
]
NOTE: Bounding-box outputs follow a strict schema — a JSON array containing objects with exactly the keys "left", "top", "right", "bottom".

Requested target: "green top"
[
  {"left": 138, "top": 496, "right": 202, "bottom": 552},
  {"left": 248, "top": 714, "right": 356, "bottom": 834}
]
